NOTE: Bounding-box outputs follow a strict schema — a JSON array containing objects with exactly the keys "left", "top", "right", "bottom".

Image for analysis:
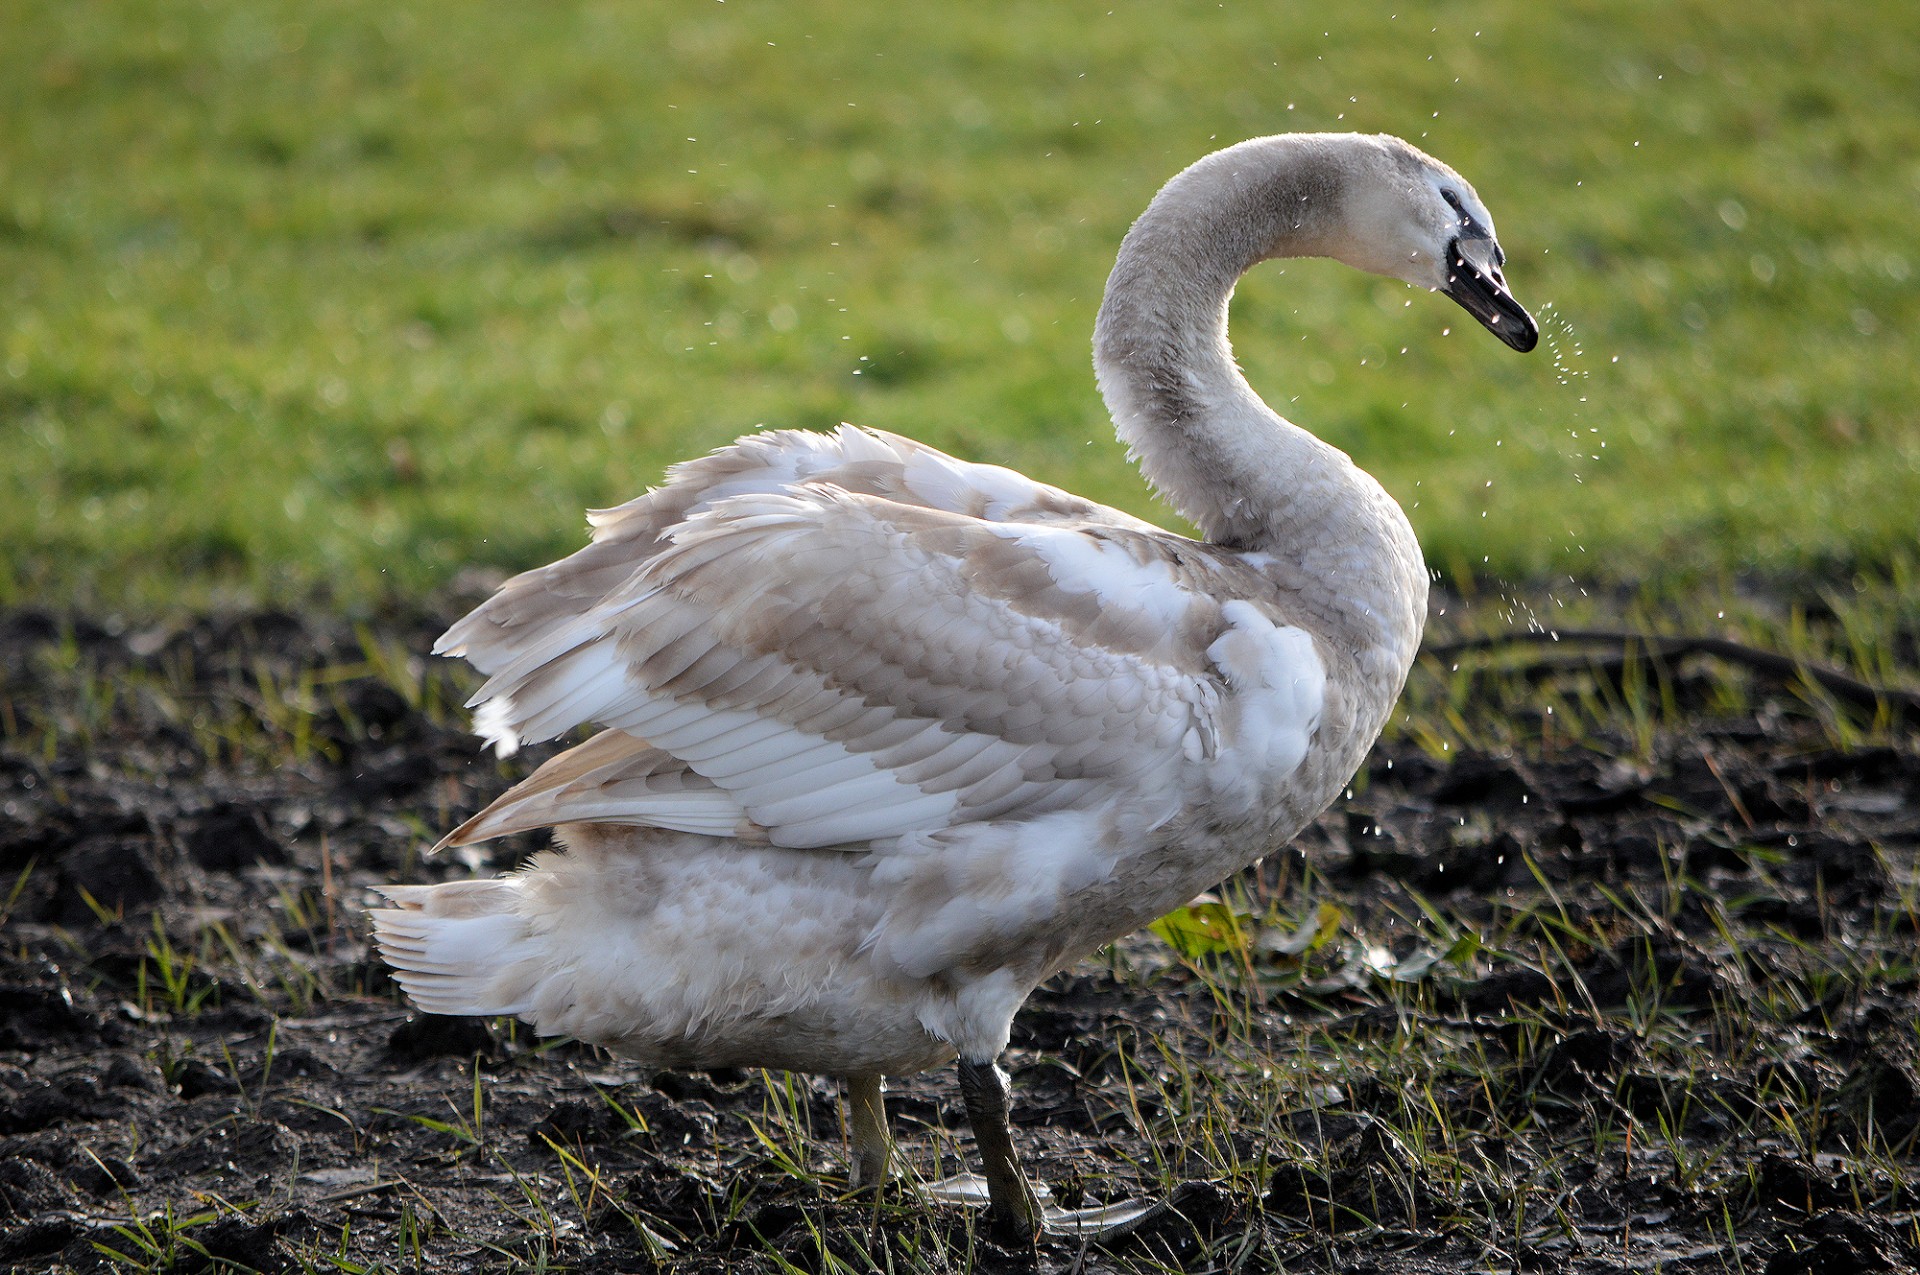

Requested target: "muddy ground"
[{"left": 1, "top": 605, "right": 1917, "bottom": 1273}]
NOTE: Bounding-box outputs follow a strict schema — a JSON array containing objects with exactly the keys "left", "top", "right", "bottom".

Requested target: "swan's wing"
[
  {"left": 436, "top": 729, "right": 751, "bottom": 850},
  {"left": 443, "top": 485, "right": 1307, "bottom": 851},
  {"left": 438, "top": 425, "right": 1161, "bottom": 683}
]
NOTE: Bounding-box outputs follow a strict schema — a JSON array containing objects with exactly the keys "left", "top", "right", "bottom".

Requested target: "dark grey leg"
[
  {"left": 957, "top": 1056, "right": 1045, "bottom": 1244},
  {"left": 846, "top": 1073, "right": 890, "bottom": 1189}
]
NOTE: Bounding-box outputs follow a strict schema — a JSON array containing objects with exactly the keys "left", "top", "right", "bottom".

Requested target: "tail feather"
[{"left": 371, "top": 880, "right": 541, "bottom": 1019}]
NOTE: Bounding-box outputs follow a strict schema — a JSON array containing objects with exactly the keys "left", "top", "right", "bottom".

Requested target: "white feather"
[{"left": 371, "top": 882, "right": 537, "bottom": 1017}]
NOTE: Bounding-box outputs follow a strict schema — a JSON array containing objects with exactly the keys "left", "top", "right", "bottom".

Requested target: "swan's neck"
[{"left": 1092, "top": 141, "right": 1427, "bottom": 670}]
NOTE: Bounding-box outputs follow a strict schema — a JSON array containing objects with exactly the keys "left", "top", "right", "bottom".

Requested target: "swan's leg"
[
  {"left": 846, "top": 1073, "right": 890, "bottom": 1189},
  {"left": 956, "top": 1056, "right": 1045, "bottom": 1243},
  {"left": 941, "top": 1056, "right": 1179, "bottom": 1242}
]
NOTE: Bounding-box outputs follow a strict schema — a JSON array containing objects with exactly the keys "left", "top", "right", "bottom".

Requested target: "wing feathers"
[
  {"left": 732, "top": 750, "right": 899, "bottom": 810},
  {"left": 435, "top": 427, "right": 1320, "bottom": 851},
  {"left": 438, "top": 731, "right": 755, "bottom": 849}
]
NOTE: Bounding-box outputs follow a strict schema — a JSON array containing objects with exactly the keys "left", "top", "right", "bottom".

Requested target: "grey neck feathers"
[{"left": 1091, "top": 135, "right": 1427, "bottom": 672}]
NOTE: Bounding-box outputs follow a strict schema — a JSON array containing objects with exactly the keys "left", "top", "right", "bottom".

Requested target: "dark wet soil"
[{"left": 1, "top": 606, "right": 1917, "bottom": 1273}]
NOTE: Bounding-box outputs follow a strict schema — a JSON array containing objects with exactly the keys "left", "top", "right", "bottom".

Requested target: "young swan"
[{"left": 373, "top": 132, "right": 1535, "bottom": 1243}]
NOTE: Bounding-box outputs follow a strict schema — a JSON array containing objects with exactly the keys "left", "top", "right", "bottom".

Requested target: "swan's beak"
[{"left": 1444, "top": 237, "right": 1538, "bottom": 353}]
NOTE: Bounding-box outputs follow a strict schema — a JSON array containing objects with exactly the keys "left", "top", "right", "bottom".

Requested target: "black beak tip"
[
  {"left": 1445, "top": 236, "right": 1539, "bottom": 354},
  {"left": 1501, "top": 315, "right": 1540, "bottom": 354}
]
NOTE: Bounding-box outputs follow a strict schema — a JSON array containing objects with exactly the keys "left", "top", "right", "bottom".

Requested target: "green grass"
[{"left": 2, "top": 0, "right": 1915, "bottom": 612}]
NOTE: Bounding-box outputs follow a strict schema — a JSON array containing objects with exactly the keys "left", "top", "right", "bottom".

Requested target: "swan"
[{"left": 372, "top": 131, "right": 1536, "bottom": 1242}]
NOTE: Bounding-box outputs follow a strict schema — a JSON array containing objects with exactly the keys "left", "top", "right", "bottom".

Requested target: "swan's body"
[{"left": 373, "top": 132, "right": 1534, "bottom": 1240}]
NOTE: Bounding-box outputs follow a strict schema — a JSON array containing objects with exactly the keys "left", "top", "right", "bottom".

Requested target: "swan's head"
[{"left": 1327, "top": 135, "right": 1538, "bottom": 352}]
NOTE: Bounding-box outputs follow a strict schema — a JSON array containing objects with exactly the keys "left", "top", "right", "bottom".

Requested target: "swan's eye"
[{"left": 1439, "top": 188, "right": 1469, "bottom": 228}]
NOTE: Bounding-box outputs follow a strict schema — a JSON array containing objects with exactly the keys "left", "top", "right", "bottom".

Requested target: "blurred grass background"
[{"left": 2, "top": 0, "right": 1914, "bottom": 614}]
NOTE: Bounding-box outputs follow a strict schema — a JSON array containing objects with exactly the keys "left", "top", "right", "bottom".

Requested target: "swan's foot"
[
  {"left": 1040, "top": 1197, "right": 1165, "bottom": 1238},
  {"left": 924, "top": 1170, "right": 1049, "bottom": 1207},
  {"left": 945, "top": 1057, "right": 1199, "bottom": 1243},
  {"left": 845, "top": 1073, "right": 890, "bottom": 1190},
  {"left": 923, "top": 1172, "right": 1174, "bottom": 1239},
  {"left": 843, "top": 1060, "right": 1161, "bottom": 1241}
]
